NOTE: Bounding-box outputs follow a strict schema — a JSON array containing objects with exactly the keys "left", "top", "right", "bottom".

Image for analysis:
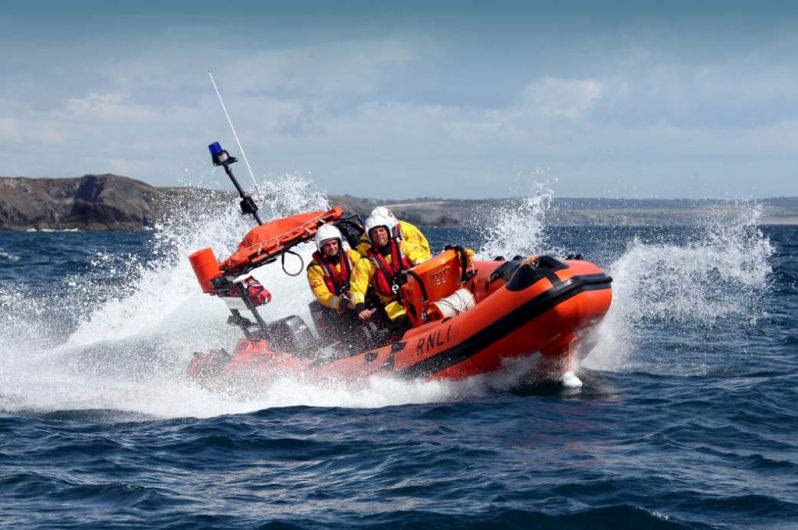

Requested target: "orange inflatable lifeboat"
[{"left": 187, "top": 207, "right": 612, "bottom": 388}]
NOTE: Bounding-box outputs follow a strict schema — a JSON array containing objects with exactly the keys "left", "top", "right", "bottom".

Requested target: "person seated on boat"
[
  {"left": 355, "top": 206, "right": 431, "bottom": 261},
  {"left": 307, "top": 223, "right": 361, "bottom": 313},
  {"left": 349, "top": 212, "right": 429, "bottom": 330},
  {"left": 306, "top": 222, "right": 369, "bottom": 349}
]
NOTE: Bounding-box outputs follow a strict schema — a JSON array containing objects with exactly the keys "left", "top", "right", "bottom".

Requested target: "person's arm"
[
  {"left": 350, "top": 257, "right": 376, "bottom": 320},
  {"left": 340, "top": 250, "right": 363, "bottom": 309}
]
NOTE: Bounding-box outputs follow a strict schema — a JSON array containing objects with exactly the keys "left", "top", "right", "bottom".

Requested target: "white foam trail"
[{"left": 0, "top": 368, "right": 458, "bottom": 419}]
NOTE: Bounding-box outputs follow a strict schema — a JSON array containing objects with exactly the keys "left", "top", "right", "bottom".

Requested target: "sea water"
[{"left": 0, "top": 183, "right": 795, "bottom": 529}]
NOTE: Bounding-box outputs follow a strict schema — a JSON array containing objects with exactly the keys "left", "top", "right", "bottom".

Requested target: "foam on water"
[{"left": 0, "top": 248, "right": 21, "bottom": 262}]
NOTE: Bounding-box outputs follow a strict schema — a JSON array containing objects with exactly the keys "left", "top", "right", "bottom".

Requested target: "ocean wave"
[{"left": 0, "top": 248, "right": 21, "bottom": 261}]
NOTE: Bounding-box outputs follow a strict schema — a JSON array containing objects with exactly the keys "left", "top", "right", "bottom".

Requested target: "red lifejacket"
[
  {"left": 312, "top": 251, "right": 352, "bottom": 296},
  {"left": 367, "top": 239, "right": 412, "bottom": 297}
]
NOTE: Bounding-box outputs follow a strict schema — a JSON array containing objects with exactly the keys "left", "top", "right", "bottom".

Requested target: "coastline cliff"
[
  {"left": 1, "top": 174, "right": 796, "bottom": 231},
  {"left": 0, "top": 174, "right": 163, "bottom": 231}
]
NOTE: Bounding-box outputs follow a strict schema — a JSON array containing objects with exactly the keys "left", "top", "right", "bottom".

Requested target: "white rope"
[
  {"left": 208, "top": 70, "right": 262, "bottom": 198},
  {"left": 433, "top": 288, "right": 476, "bottom": 319}
]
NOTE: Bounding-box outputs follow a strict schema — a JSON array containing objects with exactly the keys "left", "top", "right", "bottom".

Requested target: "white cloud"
[
  {"left": 64, "top": 92, "right": 164, "bottom": 123},
  {"left": 91, "top": 37, "right": 422, "bottom": 103},
  {"left": 104, "top": 157, "right": 157, "bottom": 178},
  {"left": 0, "top": 116, "right": 65, "bottom": 144},
  {"left": 522, "top": 77, "right": 604, "bottom": 120},
  {"left": 1, "top": 23, "right": 797, "bottom": 198},
  {"left": 223, "top": 39, "right": 419, "bottom": 97}
]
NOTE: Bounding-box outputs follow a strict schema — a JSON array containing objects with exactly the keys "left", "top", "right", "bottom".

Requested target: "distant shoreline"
[{"left": 1, "top": 175, "right": 796, "bottom": 231}]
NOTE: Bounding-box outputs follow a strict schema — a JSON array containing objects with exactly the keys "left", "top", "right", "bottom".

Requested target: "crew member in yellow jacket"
[
  {"left": 350, "top": 212, "right": 429, "bottom": 323},
  {"left": 355, "top": 206, "right": 431, "bottom": 261},
  {"left": 306, "top": 223, "right": 361, "bottom": 312}
]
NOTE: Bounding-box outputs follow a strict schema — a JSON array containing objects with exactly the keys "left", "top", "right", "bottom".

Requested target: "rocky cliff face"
[{"left": 0, "top": 174, "right": 164, "bottom": 230}]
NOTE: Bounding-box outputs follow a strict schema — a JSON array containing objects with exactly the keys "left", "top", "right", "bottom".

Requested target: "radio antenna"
[{"left": 208, "top": 70, "right": 261, "bottom": 198}]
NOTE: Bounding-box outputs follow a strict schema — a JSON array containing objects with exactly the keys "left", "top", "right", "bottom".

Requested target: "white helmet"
[
  {"left": 370, "top": 206, "right": 396, "bottom": 222},
  {"left": 368, "top": 207, "right": 400, "bottom": 239},
  {"left": 364, "top": 213, "right": 394, "bottom": 246},
  {"left": 315, "top": 223, "right": 343, "bottom": 253}
]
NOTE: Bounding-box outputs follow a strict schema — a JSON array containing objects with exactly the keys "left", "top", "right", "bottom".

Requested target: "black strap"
[
  {"left": 405, "top": 270, "right": 428, "bottom": 302},
  {"left": 444, "top": 244, "right": 470, "bottom": 282}
]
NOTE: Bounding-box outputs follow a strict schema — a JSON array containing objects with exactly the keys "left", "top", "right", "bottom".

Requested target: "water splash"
[
  {"left": 476, "top": 182, "right": 554, "bottom": 259},
  {"left": 586, "top": 203, "right": 774, "bottom": 373},
  {"left": 0, "top": 174, "right": 481, "bottom": 419},
  {"left": 0, "top": 176, "right": 777, "bottom": 417},
  {"left": 259, "top": 173, "right": 330, "bottom": 218}
]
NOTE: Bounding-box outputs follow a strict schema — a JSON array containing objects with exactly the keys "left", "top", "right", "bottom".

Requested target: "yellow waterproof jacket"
[
  {"left": 356, "top": 220, "right": 431, "bottom": 261},
  {"left": 306, "top": 248, "right": 361, "bottom": 311},
  {"left": 350, "top": 240, "right": 428, "bottom": 320}
]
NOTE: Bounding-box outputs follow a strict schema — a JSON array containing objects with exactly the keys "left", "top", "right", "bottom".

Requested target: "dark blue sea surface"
[{"left": 1, "top": 218, "right": 796, "bottom": 529}]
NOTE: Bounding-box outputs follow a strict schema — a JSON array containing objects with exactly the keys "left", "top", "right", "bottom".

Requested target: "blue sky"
[{"left": 1, "top": 1, "right": 797, "bottom": 199}]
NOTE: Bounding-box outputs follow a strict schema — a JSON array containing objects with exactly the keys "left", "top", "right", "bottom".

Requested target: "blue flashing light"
[{"left": 208, "top": 142, "right": 223, "bottom": 157}]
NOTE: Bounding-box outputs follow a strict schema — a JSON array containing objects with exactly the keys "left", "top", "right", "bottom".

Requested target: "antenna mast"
[{"left": 208, "top": 70, "right": 262, "bottom": 198}]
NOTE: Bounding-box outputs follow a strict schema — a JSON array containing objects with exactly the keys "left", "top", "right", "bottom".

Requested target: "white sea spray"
[
  {"left": 0, "top": 175, "right": 776, "bottom": 416},
  {"left": 585, "top": 203, "right": 774, "bottom": 373}
]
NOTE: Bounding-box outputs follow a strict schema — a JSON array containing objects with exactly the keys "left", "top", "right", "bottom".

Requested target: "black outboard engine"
[
  {"left": 266, "top": 315, "right": 317, "bottom": 357},
  {"left": 308, "top": 301, "right": 340, "bottom": 344}
]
